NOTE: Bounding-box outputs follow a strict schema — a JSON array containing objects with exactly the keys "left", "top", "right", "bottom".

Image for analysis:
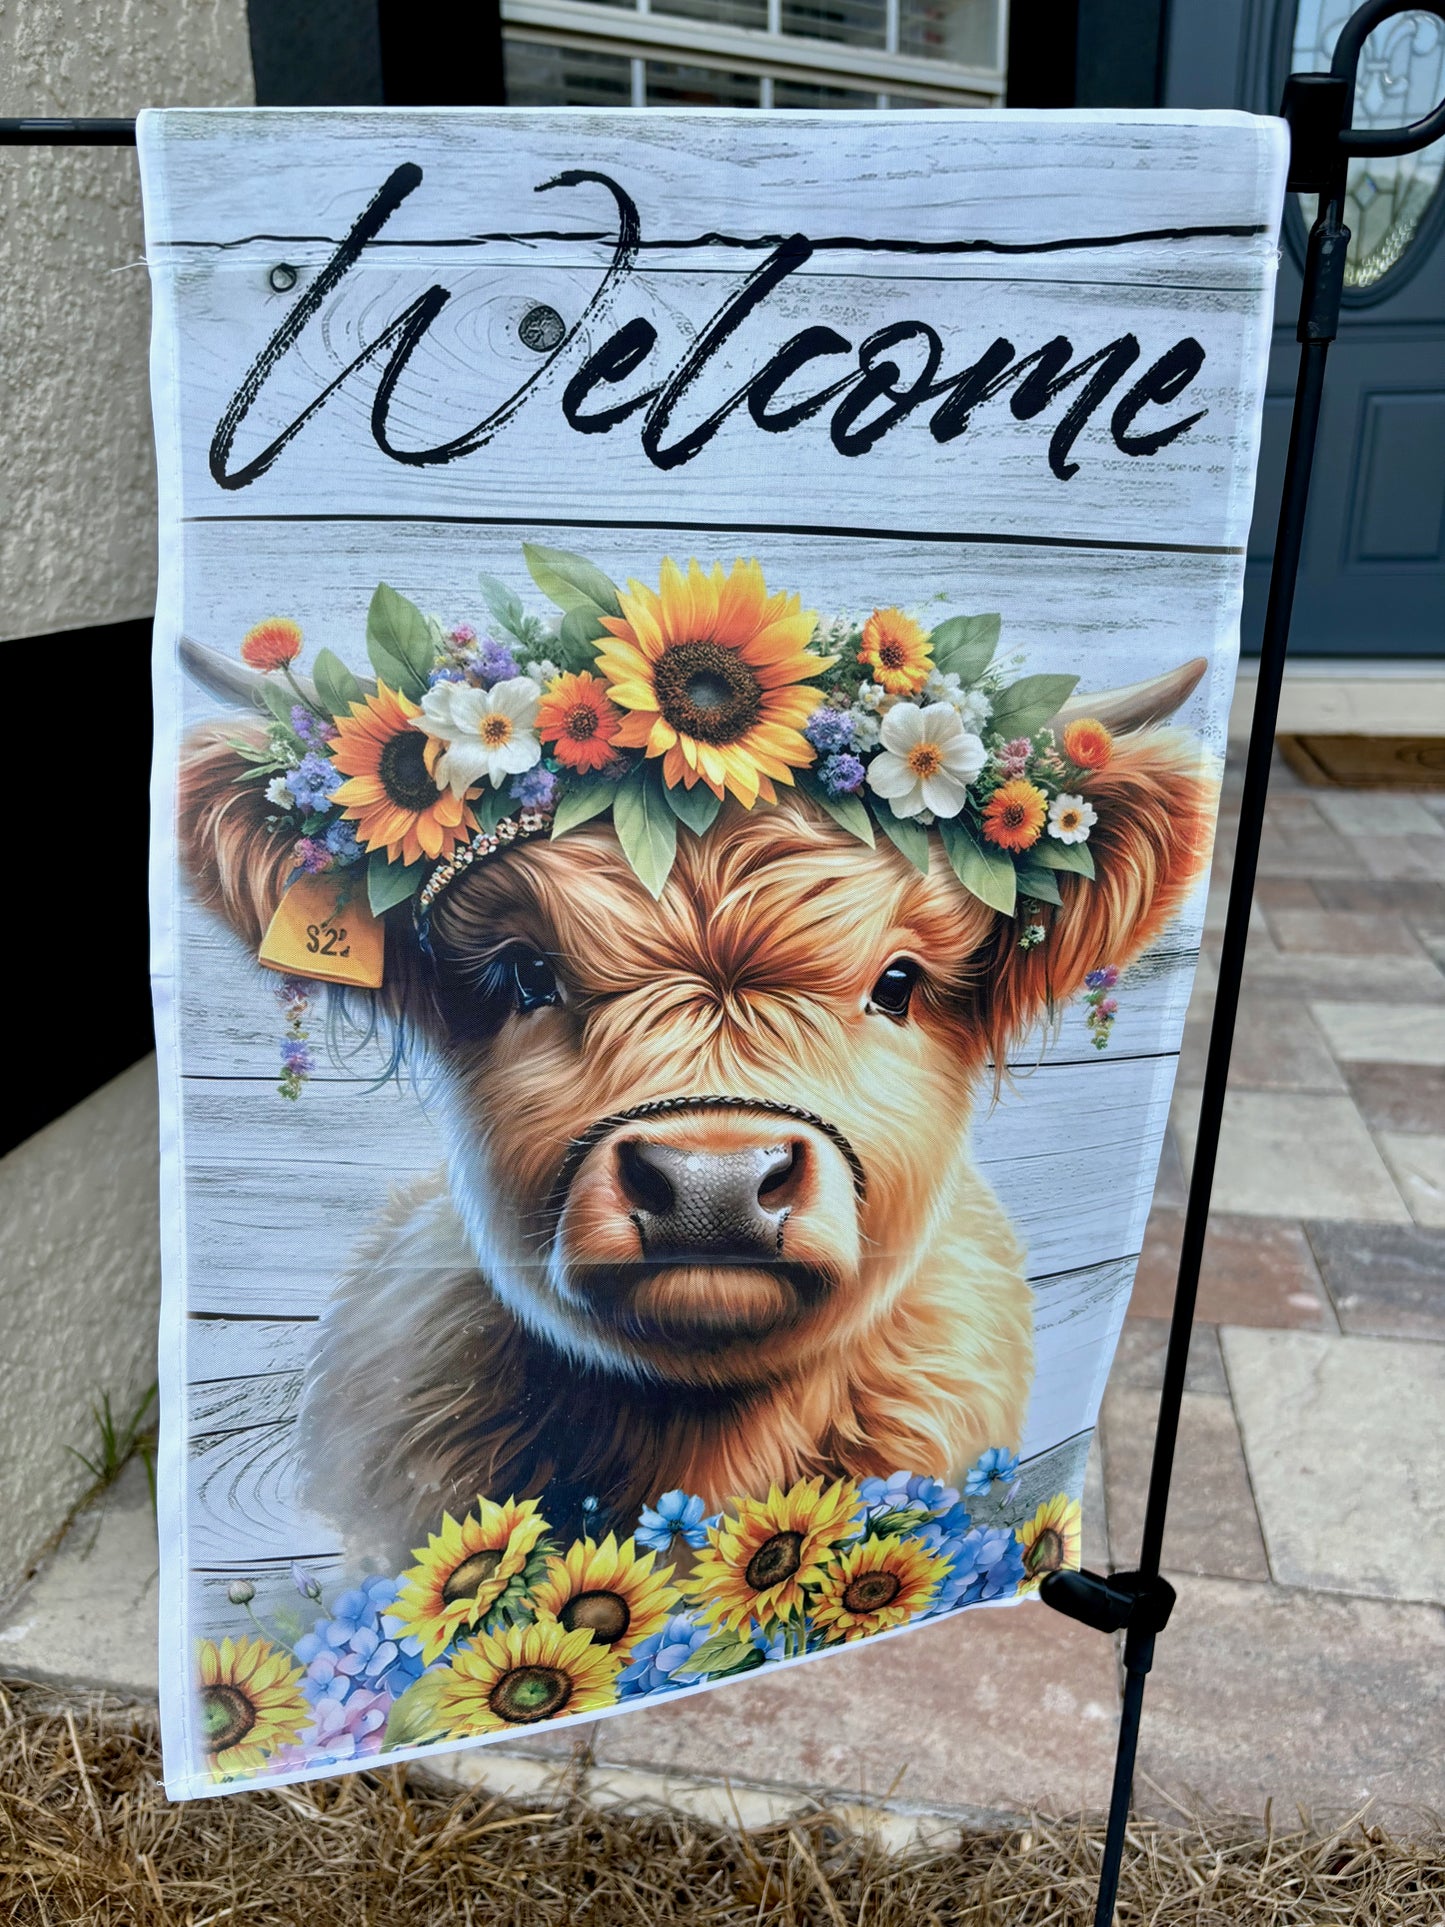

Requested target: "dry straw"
[{"left": 2, "top": 1678, "right": 1441, "bottom": 1925}]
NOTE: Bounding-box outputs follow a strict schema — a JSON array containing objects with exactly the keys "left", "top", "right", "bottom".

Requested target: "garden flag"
[{"left": 140, "top": 106, "right": 1287, "bottom": 1797}]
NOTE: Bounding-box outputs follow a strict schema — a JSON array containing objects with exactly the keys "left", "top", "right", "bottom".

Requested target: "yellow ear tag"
[{"left": 258, "top": 872, "right": 385, "bottom": 989}]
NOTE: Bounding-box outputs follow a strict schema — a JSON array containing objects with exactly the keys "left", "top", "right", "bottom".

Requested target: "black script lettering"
[
  {"left": 746, "top": 327, "right": 855, "bottom": 432},
  {"left": 830, "top": 321, "right": 945, "bottom": 456},
  {"left": 1010, "top": 335, "right": 1143, "bottom": 480},
  {"left": 563, "top": 316, "right": 660, "bottom": 432},
  {"left": 1110, "top": 337, "right": 1208, "bottom": 455},
  {"left": 641, "top": 237, "right": 813, "bottom": 470}
]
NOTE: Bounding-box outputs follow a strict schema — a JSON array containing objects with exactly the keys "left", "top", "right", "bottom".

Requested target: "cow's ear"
[
  {"left": 983, "top": 727, "right": 1218, "bottom": 1054},
  {"left": 177, "top": 723, "right": 295, "bottom": 950}
]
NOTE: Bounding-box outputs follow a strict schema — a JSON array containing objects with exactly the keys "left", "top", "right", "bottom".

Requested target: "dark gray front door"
[{"left": 1166, "top": 2, "right": 1445, "bottom": 657}]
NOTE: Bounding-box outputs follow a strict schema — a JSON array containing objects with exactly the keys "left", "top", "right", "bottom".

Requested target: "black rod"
[{"left": 0, "top": 118, "right": 136, "bottom": 144}]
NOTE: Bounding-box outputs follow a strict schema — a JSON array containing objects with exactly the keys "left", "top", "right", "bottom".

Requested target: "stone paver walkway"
[{"left": 2, "top": 755, "right": 1441, "bottom": 1825}]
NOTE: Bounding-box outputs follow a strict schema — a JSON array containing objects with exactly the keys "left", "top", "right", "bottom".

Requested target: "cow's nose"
[{"left": 616, "top": 1139, "right": 802, "bottom": 1261}]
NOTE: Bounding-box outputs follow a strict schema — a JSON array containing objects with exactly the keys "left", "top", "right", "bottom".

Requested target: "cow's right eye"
[
  {"left": 867, "top": 957, "right": 920, "bottom": 1019},
  {"left": 507, "top": 946, "right": 561, "bottom": 1014},
  {"left": 471, "top": 943, "right": 561, "bottom": 1022}
]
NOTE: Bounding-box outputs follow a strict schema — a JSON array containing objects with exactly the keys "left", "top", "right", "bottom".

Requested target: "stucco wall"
[
  {"left": 0, "top": 1059, "right": 162, "bottom": 1601},
  {"left": 0, "top": 0, "right": 254, "bottom": 641}
]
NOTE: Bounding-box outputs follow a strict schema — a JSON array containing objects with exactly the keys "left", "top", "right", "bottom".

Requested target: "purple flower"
[
  {"left": 294, "top": 836, "right": 332, "bottom": 875},
  {"left": 805, "top": 708, "right": 854, "bottom": 753},
  {"left": 1084, "top": 966, "right": 1119, "bottom": 991},
  {"left": 997, "top": 736, "right": 1034, "bottom": 778},
  {"left": 291, "top": 1561, "right": 324, "bottom": 1603},
  {"left": 469, "top": 639, "right": 520, "bottom": 686},
  {"left": 510, "top": 767, "right": 559, "bottom": 810},
  {"left": 288, "top": 752, "right": 342, "bottom": 814},
  {"left": 637, "top": 1490, "right": 712, "bottom": 1554},
  {"left": 324, "top": 817, "right": 362, "bottom": 864},
  {"left": 819, "top": 752, "right": 866, "bottom": 797},
  {"left": 618, "top": 1611, "right": 712, "bottom": 1696},
  {"left": 281, "top": 1040, "right": 315, "bottom": 1076},
  {"left": 1097, "top": 997, "right": 1119, "bottom": 1017},
  {"left": 291, "top": 705, "right": 332, "bottom": 747}
]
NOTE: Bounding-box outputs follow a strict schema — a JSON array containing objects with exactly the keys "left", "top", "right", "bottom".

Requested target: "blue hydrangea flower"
[
  {"left": 912, "top": 1499, "right": 972, "bottom": 1556},
  {"left": 293, "top": 1575, "right": 426, "bottom": 1703},
  {"left": 636, "top": 1490, "right": 712, "bottom": 1554},
  {"left": 964, "top": 1447, "right": 1021, "bottom": 1497},
  {"left": 930, "top": 1526, "right": 1026, "bottom": 1611},
  {"left": 428, "top": 664, "right": 467, "bottom": 686},
  {"left": 804, "top": 707, "right": 854, "bottom": 753},
  {"left": 618, "top": 1612, "right": 712, "bottom": 1696},
  {"left": 288, "top": 752, "right": 342, "bottom": 814},
  {"left": 469, "top": 639, "right": 520, "bottom": 686},
  {"left": 819, "top": 752, "right": 866, "bottom": 797},
  {"left": 859, "top": 1472, "right": 959, "bottom": 1521},
  {"left": 324, "top": 817, "right": 362, "bottom": 865},
  {"left": 510, "top": 767, "right": 559, "bottom": 810}
]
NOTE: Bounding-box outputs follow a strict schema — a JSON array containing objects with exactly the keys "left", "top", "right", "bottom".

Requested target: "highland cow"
[{"left": 179, "top": 654, "right": 1214, "bottom": 1574}]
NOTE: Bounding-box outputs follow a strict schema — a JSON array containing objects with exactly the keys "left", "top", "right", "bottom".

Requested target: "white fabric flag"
[{"left": 140, "top": 106, "right": 1286, "bottom": 1798}]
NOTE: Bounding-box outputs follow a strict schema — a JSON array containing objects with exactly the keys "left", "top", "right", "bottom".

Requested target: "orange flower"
[
  {"left": 858, "top": 608, "right": 932, "bottom": 695},
  {"left": 241, "top": 618, "right": 303, "bottom": 672},
  {"left": 1061, "top": 717, "right": 1113, "bottom": 771},
  {"left": 330, "top": 682, "right": 474, "bottom": 867},
  {"left": 981, "top": 779, "right": 1048, "bottom": 852},
  {"left": 536, "top": 671, "right": 624, "bottom": 773}
]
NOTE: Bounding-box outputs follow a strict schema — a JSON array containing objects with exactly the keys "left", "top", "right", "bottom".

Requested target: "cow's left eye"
[
  {"left": 507, "top": 945, "right": 561, "bottom": 1014},
  {"left": 867, "top": 957, "right": 920, "bottom": 1019}
]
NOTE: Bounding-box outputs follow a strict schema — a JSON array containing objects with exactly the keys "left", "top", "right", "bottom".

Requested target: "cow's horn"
[
  {"left": 179, "top": 634, "right": 320, "bottom": 709},
  {"left": 1056, "top": 657, "right": 1207, "bottom": 734}
]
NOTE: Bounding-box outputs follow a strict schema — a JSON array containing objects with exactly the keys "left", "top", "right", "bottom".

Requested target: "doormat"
[{"left": 1278, "top": 734, "right": 1445, "bottom": 789}]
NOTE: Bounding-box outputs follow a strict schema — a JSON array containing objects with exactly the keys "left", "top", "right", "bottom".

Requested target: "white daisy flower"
[
  {"left": 1047, "top": 792, "right": 1097, "bottom": 844},
  {"left": 265, "top": 775, "right": 294, "bottom": 809},
  {"left": 866, "top": 701, "right": 987, "bottom": 820},
  {"left": 413, "top": 674, "right": 542, "bottom": 794}
]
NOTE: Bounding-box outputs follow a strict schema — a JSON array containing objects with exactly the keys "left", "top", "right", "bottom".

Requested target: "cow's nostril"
[
  {"left": 757, "top": 1142, "right": 802, "bottom": 1202},
  {"left": 617, "top": 1139, "right": 676, "bottom": 1217}
]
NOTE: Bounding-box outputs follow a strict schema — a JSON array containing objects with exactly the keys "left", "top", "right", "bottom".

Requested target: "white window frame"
[{"left": 502, "top": 0, "right": 1008, "bottom": 105}]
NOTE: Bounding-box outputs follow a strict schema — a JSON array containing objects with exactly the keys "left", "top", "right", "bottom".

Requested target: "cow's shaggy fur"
[{"left": 180, "top": 723, "right": 1215, "bottom": 1571}]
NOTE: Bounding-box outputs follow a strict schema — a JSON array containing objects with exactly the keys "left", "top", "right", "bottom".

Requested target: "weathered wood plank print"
[{"left": 140, "top": 106, "right": 1286, "bottom": 1798}]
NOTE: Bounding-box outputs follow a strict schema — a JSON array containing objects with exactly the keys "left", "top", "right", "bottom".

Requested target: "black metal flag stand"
[{"left": 4, "top": 7, "right": 1443, "bottom": 1917}]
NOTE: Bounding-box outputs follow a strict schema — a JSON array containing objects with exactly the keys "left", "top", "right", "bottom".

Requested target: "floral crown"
[{"left": 219, "top": 546, "right": 1130, "bottom": 1087}]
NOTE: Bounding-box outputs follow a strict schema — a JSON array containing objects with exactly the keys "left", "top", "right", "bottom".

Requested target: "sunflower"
[
  {"left": 811, "top": 1533, "right": 951, "bottom": 1642},
  {"left": 1017, "top": 1493, "right": 1083, "bottom": 1593},
  {"left": 434, "top": 1619, "right": 621, "bottom": 1736},
  {"left": 197, "top": 1636, "right": 308, "bottom": 1776},
  {"left": 536, "top": 670, "right": 624, "bottom": 773},
  {"left": 530, "top": 1532, "right": 682, "bottom": 1662},
  {"left": 241, "top": 617, "right": 303, "bottom": 672},
  {"left": 858, "top": 608, "right": 933, "bottom": 695},
  {"left": 595, "top": 557, "right": 832, "bottom": 808},
  {"left": 330, "top": 682, "right": 475, "bottom": 867},
  {"left": 980, "top": 778, "right": 1048, "bottom": 852},
  {"left": 691, "top": 1475, "right": 861, "bottom": 1633},
  {"left": 1061, "top": 717, "right": 1113, "bottom": 771},
  {"left": 393, "top": 1496, "right": 550, "bottom": 1664}
]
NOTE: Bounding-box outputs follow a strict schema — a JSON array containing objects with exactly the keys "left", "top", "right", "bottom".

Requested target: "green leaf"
[
  {"left": 312, "top": 647, "right": 366, "bottom": 719},
  {"left": 673, "top": 1630, "right": 767, "bottom": 1682},
  {"left": 257, "top": 677, "right": 296, "bottom": 726},
  {"left": 929, "top": 613, "right": 1000, "bottom": 685},
  {"left": 988, "top": 673, "right": 1079, "bottom": 743},
  {"left": 611, "top": 764, "right": 677, "bottom": 899},
  {"left": 382, "top": 1673, "right": 448, "bottom": 1751},
  {"left": 478, "top": 571, "right": 527, "bottom": 641},
  {"left": 366, "top": 583, "right": 434, "bottom": 701},
  {"left": 797, "top": 770, "right": 875, "bottom": 847},
  {"left": 478, "top": 783, "right": 515, "bottom": 833},
  {"left": 523, "top": 542, "right": 622, "bottom": 619},
  {"left": 367, "top": 849, "right": 424, "bottom": 916},
  {"left": 555, "top": 603, "right": 610, "bottom": 673},
  {"left": 1012, "top": 860, "right": 1064, "bottom": 907},
  {"left": 1030, "top": 837, "right": 1096, "bottom": 879},
  {"left": 663, "top": 779, "right": 723, "bottom": 837},
  {"left": 551, "top": 781, "right": 620, "bottom": 838},
  {"left": 873, "top": 805, "right": 932, "bottom": 875},
  {"left": 938, "top": 818, "right": 1017, "bottom": 915}
]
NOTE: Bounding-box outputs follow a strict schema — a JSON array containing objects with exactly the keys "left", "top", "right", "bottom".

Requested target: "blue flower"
[
  {"left": 291, "top": 704, "right": 330, "bottom": 746},
  {"left": 280, "top": 1040, "right": 315, "bottom": 1075},
  {"left": 288, "top": 752, "right": 342, "bottom": 814},
  {"left": 428, "top": 664, "right": 467, "bottom": 685},
  {"left": 964, "top": 1447, "right": 1020, "bottom": 1497},
  {"left": 294, "top": 1574, "right": 426, "bottom": 1704},
  {"left": 636, "top": 1489, "right": 712, "bottom": 1553},
  {"left": 324, "top": 817, "right": 362, "bottom": 864},
  {"left": 859, "top": 1472, "right": 959, "bottom": 1521},
  {"left": 804, "top": 707, "right": 854, "bottom": 753},
  {"left": 930, "top": 1526, "right": 1026, "bottom": 1611},
  {"left": 819, "top": 752, "right": 866, "bottom": 797},
  {"left": 618, "top": 1612, "right": 712, "bottom": 1696},
  {"left": 470, "top": 639, "right": 520, "bottom": 686},
  {"left": 510, "top": 767, "right": 559, "bottom": 810}
]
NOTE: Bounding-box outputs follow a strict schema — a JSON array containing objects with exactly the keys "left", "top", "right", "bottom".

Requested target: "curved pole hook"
[{"left": 1331, "top": 0, "right": 1445, "bottom": 157}]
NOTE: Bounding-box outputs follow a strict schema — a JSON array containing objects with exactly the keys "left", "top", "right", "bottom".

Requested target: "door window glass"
[{"left": 1291, "top": 2, "right": 1445, "bottom": 287}]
